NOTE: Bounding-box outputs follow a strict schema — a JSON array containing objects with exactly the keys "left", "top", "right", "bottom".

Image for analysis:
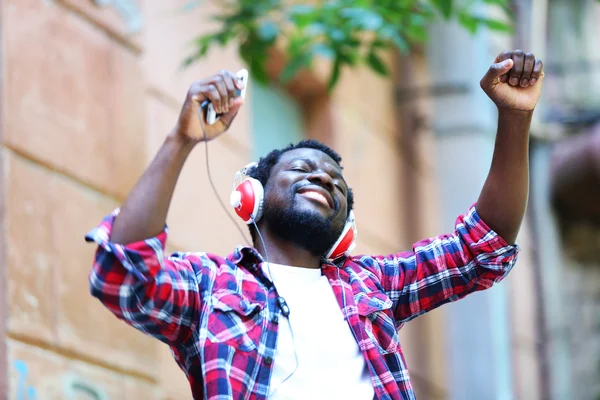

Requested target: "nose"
[{"left": 308, "top": 170, "right": 335, "bottom": 192}]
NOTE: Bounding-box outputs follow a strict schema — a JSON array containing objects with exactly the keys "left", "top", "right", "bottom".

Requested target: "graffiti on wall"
[
  {"left": 64, "top": 374, "right": 109, "bottom": 400},
  {"left": 14, "top": 361, "right": 37, "bottom": 400},
  {"left": 92, "top": 0, "right": 143, "bottom": 33},
  {"left": 13, "top": 360, "right": 109, "bottom": 400}
]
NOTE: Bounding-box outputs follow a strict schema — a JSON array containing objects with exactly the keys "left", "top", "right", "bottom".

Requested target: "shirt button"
[
  {"left": 270, "top": 315, "right": 279, "bottom": 324},
  {"left": 264, "top": 357, "right": 273, "bottom": 365}
]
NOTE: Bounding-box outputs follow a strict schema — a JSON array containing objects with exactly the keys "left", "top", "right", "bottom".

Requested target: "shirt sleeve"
[
  {"left": 85, "top": 210, "right": 201, "bottom": 344},
  {"left": 368, "top": 204, "right": 519, "bottom": 324}
]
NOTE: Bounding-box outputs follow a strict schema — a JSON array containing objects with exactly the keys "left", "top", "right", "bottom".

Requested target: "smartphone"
[{"left": 202, "top": 69, "right": 248, "bottom": 125}]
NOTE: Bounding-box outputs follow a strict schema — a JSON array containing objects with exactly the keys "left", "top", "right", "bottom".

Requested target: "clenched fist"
[
  {"left": 480, "top": 50, "right": 545, "bottom": 112},
  {"left": 173, "top": 70, "right": 246, "bottom": 143}
]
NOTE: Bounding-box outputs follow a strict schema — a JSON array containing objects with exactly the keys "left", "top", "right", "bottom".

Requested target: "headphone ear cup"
[
  {"left": 248, "top": 178, "right": 264, "bottom": 222},
  {"left": 326, "top": 211, "right": 357, "bottom": 260},
  {"left": 231, "top": 177, "right": 264, "bottom": 224}
]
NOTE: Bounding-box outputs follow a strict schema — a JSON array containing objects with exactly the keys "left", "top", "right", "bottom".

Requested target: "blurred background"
[{"left": 1, "top": 0, "right": 599, "bottom": 399}]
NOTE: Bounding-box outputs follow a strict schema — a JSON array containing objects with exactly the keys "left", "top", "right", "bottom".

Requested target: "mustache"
[{"left": 293, "top": 182, "right": 340, "bottom": 212}]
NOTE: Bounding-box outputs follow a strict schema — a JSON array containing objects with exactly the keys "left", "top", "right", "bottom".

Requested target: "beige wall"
[
  {"left": 1, "top": 0, "right": 440, "bottom": 399},
  {"left": 3, "top": 0, "right": 162, "bottom": 398}
]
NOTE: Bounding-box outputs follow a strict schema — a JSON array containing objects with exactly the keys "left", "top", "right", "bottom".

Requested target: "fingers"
[
  {"left": 496, "top": 51, "right": 512, "bottom": 83},
  {"left": 220, "top": 70, "right": 238, "bottom": 109},
  {"left": 509, "top": 50, "right": 525, "bottom": 86},
  {"left": 480, "top": 58, "right": 513, "bottom": 90},
  {"left": 520, "top": 52, "right": 535, "bottom": 87},
  {"left": 531, "top": 59, "right": 544, "bottom": 85},
  {"left": 189, "top": 70, "right": 245, "bottom": 114},
  {"left": 204, "top": 84, "right": 222, "bottom": 113},
  {"left": 212, "top": 76, "right": 229, "bottom": 114},
  {"left": 219, "top": 97, "right": 245, "bottom": 129},
  {"left": 494, "top": 50, "right": 544, "bottom": 87}
]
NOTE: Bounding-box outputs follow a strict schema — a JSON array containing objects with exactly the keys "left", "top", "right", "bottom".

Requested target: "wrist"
[
  {"left": 166, "top": 128, "right": 198, "bottom": 154},
  {"left": 497, "top": 107, "right": 535, "bottom": 118}
]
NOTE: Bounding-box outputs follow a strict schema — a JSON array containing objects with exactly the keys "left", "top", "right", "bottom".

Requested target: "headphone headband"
[{"left": 232, "top": 162, "right": 258, "bottom": 189}]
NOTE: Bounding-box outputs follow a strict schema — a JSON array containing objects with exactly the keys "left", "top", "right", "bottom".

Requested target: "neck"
[{"left": 253, "top": 227, "right": 323, "bottom": 269}]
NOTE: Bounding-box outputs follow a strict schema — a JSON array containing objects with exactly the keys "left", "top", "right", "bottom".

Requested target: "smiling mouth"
[{"left": 298, "top": 190, "right": 333, "bottom": 209}]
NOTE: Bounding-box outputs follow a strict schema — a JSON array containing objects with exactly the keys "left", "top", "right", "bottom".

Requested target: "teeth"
[{"left": 300, "top": 191, "right": 330, "bottom": 207}]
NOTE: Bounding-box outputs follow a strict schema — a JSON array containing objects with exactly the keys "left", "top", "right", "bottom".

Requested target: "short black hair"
[{"left": 246, "top": 139, "right": 354, "bottom": 239}]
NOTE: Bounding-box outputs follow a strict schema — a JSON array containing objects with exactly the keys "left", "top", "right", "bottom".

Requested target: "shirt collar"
[
  {"left": 226, "top": 245, "right": 264, "bottom": 271},
  {"left": 226, "top": 245, "right": 344, "bottom": 271}
]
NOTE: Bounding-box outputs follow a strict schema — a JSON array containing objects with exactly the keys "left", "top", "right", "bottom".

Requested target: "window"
[
  {"left": 545, "top": 0, "right": 600, "bottom": 125},
  {"left": 250, "top": 80, "right": 305, "bottom": 159}
]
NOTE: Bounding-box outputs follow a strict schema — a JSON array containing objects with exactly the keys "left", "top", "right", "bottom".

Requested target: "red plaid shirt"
[{"left": 86, "top": 204, "right": 518, "bottom": 399}]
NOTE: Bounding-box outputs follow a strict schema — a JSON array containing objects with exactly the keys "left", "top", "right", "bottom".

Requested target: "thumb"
[{"left": 481, "top": 59, "right": 514, "bottom": 87}]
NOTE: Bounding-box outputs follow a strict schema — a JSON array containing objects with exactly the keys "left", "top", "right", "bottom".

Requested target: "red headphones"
[{"left": 229, "top": 162, "right": 357, "bottom": 260}]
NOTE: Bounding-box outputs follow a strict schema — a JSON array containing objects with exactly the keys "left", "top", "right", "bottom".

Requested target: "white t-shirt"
[{"left": 262, "top": 263, "right": 374, "bottom": 400}]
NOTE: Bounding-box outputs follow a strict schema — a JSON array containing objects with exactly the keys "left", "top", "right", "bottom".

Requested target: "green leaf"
[
  {"left": 181, "top": 54, "right": 197, "bottom": 69},
  {"left": 216, "top": 30, "right": 235, "bottom": 45},
  {"left": 257, "top": 20, "right": 279, "bottom": 42},
  {"left": 338, "top": 48, "right": 360, "bottom": 66},
  {"left": 288, "top": 33, "right": 312, "bottom": 57},
  {"left": 379, "top": 25, "right": 409, "bottom": 53},
  {"left": 312, "top": 43, "right": 335, "bottom": 59},
  {"left": 340, "top": 8, "right": 384, "bottom": 30},
  {"left": 288, "top": 4, "right": 315, "bottom": 28},
  {"left": 405, "top": 23, "right": 427, "bottom": 42},
  {"left": 366, "top": 51, "right": 389, "bottom": 76},
  {"left": 409, "top": 14, "right": 428, "bottom": 26},
  {"left": 482, "top": 0, "right": 509, "bottom": 4},
  {"left": 239, "top": 39, "right": 269, "bottom": 84},
  {"left": 250, "top": 61, "right": 270, "bottom": 84},
  {"left": 479, "top": 17, "right": 513, "bottom": 32},
  {"left": 193, "top": 34, "right": 216, "bottom": 52},
  {"left": 279, "top": 52, "right": 313, "bottom": 83},
  {"left": 329, "top": 28, "right": 346, "bottom": 42},
  {"left": 430, "top": 0, "right": 453, "bottom": 19},
  {"left": 371, "top": 39, "right": 390, "bottom": 49},
  {"left": 180, "top": 0, "right": 513, "bottom": 91},
  {"left": 391, "top": 32, "right": 410, "bottom": 53},
  {"left": 458, "top": 12, "right": 514, "bottom": 34},
  {"left": 289, "top": 4, "right": 314, "bottom": 15},
  {"left": 306, "top": 23, "right": 326, "bottom": 37},
  {"left": 328, "top": 57, "right": 342, "bottom": 91},
  {"left": 458, "top": 12, "right": 479, "bottom": 33}
]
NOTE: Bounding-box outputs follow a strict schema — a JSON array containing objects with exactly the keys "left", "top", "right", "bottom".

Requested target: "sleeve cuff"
[
  {"left": 461, "top": 203, "right": 520, "bottom": 256},
  {"left": 85, "top": 209, "right": 169, "bottom": 280}
]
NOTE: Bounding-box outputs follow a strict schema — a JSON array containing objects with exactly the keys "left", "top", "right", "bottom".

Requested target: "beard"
[{"left": 262, "top": 197, "right": 343, "bottom": 257}]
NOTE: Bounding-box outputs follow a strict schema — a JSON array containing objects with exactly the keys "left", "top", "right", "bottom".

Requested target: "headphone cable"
[
  {"left": 199, "top": 100, "right": 299, "bottom": 392},
  {"left": 253, "top": 222, "right": 300, "bottom": 394},
  {"left": 198, "top": 105, "right": 250, "bottom": 246}
]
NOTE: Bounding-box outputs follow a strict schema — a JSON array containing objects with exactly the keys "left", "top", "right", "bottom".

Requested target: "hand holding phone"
[
  {"left": 203, "top": 69, "right": 248, "bottom": 125},
  {"left": 171, "top": 70, "right": 247, "bottom": 143}
]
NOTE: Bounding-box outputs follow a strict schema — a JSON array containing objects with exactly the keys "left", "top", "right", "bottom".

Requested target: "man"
[{"left": 86, "top": 49, "right": 544, "bottom": 399}]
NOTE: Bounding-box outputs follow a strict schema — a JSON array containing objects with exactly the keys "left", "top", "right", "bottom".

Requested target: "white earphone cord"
[
  {"left": 252, "top": 223, "right": 299, "bottom": 394},
  {"left": 199, "top": 103, "right": 300, "bottom": 392},
  {"left": 198, "top": 107, "right": 250, "bottom": 246}
]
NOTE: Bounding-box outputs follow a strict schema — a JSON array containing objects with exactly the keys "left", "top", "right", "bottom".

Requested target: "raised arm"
[
  {"left": 86, "top": 71, "right": 245, "bottom": 343},
  {"left": 368, "top": 50, "right": 544, "bottom": 323},
  {"left": 476, "top": 50, "right": 544, "bottom": 243},
  {"left": 111, "top": 71, "right": 245, "bottom": 244}
]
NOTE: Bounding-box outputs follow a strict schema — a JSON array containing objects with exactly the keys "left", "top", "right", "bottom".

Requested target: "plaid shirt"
[{"left": 86, "top": 204, "right": 518, "bottom": 400}]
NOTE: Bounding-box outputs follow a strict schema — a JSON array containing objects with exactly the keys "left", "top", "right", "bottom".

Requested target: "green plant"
[{"left": 182, "top": 0, "right": 513, "bottom": 90}]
